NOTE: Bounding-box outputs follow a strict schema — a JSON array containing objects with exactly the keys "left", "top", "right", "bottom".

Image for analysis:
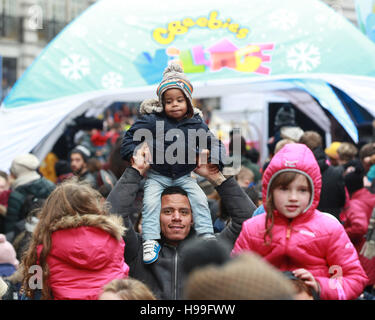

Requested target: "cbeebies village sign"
[{"left": 152, "top": 11, "right": 250, "bottom": 45}]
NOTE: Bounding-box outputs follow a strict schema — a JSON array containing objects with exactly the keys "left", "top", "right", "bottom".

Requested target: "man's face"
[
  {"left": 160, "top": 193, "right": 193, "bottom": 246},
  {"left": 70, "top": 153, "right": 86, "bottom": 175}
]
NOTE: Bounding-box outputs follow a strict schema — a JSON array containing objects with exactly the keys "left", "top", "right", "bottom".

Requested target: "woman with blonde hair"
[
  {"left": 99, "top": 277, "right": 156, "bottom": 300},
  {"left": 22, "top": 179, "right": 129, "bottom": 300}
]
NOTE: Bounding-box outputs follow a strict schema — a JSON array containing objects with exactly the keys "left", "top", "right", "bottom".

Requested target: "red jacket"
[
  {"left": 0, "top": 189, "right": 11, "bottom": 206},
  {"left": 37, "top": 214, "right": 129, "bottom": 300},
  {"left": 340, "top": 188, "right": 375, "bottom": 285},
  {"left": 233, "top": 143, "right": 368, "bottom": 300}
]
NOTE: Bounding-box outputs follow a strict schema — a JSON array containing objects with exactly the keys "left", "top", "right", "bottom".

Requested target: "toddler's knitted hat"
[
  {"left": 156, "top": 62, "right": 194, "bottom": 116},
  {"left": 0, "top": 234, "right": 19, "bottom": 268}
]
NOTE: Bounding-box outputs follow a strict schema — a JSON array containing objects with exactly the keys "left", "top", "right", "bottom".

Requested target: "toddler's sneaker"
[{"left": 143, "top": 240, "right": 161, "bottom": 264}]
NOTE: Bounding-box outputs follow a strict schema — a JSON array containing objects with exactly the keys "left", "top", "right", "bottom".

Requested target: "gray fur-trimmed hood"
[
  {"left": 139, "top": 98, "right": 203, "bottom": 118},
  {"left": 49, "top": 214, "right": 126, "bottom": 241}
]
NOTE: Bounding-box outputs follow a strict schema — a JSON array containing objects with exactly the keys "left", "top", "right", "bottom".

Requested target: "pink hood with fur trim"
[
  {"left": 37, "top": 214, "right": 129, "bottom": 300},
  {"left": 233, "top": 143, "right": 368, "bottom": 300},
  {"left": 262, "top": 143, "right": 322, "bottom": 217}
]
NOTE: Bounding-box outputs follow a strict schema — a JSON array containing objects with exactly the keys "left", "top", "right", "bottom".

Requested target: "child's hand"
[
  {"left": 292, "top": 268, "right": 320, "bottom": 295},
  {"left": 131, "top": 143, "right": 151, "bottom": 176}
]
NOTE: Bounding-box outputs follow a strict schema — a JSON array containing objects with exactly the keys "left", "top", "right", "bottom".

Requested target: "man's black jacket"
[{"left": 107, "top": 167, "right": 256, "bottom": 300}]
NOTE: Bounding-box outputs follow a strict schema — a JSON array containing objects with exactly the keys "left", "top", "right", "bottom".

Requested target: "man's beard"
[{"left": 72, "top": 166, "right": 84, "bottom": 176}]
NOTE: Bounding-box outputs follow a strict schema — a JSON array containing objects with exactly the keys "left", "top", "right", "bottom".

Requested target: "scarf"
[{"left": 12, "top": 171, "right": 41, "bottom": 189}]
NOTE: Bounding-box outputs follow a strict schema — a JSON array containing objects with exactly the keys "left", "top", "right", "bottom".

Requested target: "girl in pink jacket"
[
  {"left": 21, "top": 180, "right": 129, "bottom": 300},
  {"left": 232, "top": 143, "right": 368, "bottom": 300}
]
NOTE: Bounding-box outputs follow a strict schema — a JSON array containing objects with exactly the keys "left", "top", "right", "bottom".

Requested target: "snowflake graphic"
[
  {"left": 269, "top": 9, "right": 298, "bottom": 31},
  {"left": 60, "top": 54, "right": 90, "bottom": 80},
  {"left": 101, "top": 72, "right": 124, "bottom": 89},
  {"left": 287, "top": 42, "right": 321, "bottom": 72}
]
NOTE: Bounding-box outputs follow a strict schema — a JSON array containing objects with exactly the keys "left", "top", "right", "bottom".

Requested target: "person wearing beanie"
[
  {"left": 339, "top": 159, "right": 375, "bottom": 288},
  {"left": 184, "top": 252, "right": 295, "bottom": 300},
  {"left": 268, "top": 104, "right": 304, "bottom": 156},
  {"left": 325, "top": 141, "right": 341, "bottom": 166},
  {"left": 0, "top": 234, "right": 19, "bottom": 277},
  {"left": 121, "top": 62, "right": 226, "bottom": 264},
  {"left": 69, "top": 145, "right": 98, "bottom": 189},
  {"left": 4, "top": 154, "right": 55, "bottom": 236}
]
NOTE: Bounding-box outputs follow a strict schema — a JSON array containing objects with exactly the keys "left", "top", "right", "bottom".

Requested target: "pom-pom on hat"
[{"left": 156, "top": 62, "right": 194, "bottom": 117}]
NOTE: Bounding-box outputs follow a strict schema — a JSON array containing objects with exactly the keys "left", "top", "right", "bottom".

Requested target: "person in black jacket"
[
  {"left": 5, "top": 154, "right": 55, "bottom": 237},
  {"left": 121, "top": 62, "right": 225, "bottom": 264},
  {"left": 107, "top": 144, "right": 256, "bottom": 300},
  {"left": 299, "top": 131, "right": 346, "bottom": 220}
]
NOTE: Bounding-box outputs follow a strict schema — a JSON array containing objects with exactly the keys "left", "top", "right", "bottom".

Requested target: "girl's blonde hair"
[
  {"left": 100, "top": 278, "right": 156, "bottom": 300},
  {"left": 264, "top": 172, "right": 312, "bottom": 245},
  {"left": 22, "top": 178, "right": 109, "bottom": 299}
]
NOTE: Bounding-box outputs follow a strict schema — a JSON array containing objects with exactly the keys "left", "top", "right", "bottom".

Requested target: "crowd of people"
[{"left": 1, "top": 63, "right": 375, "bottom": 301}]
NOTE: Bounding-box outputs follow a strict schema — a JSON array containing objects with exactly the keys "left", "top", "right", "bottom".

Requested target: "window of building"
[
  {"left": 0, "top": 0, "right": 21, "bottom": 40},
  {"left": 70, "top": 0, "right": 89, "bottom": 20},
  {"left": 0, "top": 0, "right": 17, "bottom": 16},
  {"left": 1, "top": 57, "right": 17, "bottom": 102},
  {"left": 37, "top": 0, "right": 66, "bottom": 43},
  {"left": 36, "top": 0, "right": 93, "bottom": 43}
]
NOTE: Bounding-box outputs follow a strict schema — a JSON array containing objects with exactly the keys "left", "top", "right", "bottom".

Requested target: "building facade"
[{"left": 0, "top": 0, "right": 96, "bottom": 101}]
